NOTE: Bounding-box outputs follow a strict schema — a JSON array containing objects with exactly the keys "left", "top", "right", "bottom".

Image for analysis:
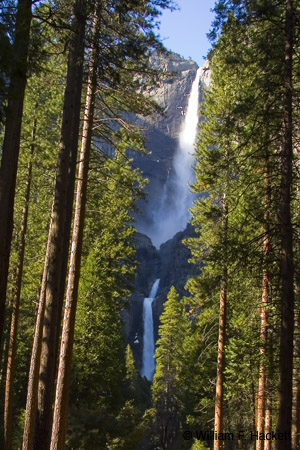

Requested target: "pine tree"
[
  {"left": 277, "top": 1, "right": 295, "bottom": 444},
  {"left": 50, "top": 5, "right": 100, "bottom": 445},
  {"left": 66, "top": 141, "right": 145, "bottom": 447},
  {"left": 22, "top": 1, "right": 86, "bottom": 447},
  {"left": 256, "top": 153, "right": 271, "bottom": 450},
  {"left": 152, "top": 286, "right": 190, "bottom": 449},
  {"left": 0, "top": 0, "right": 32, "bottom": 353},
  {"left": 2, "top": 35, "right": 65, "bottom": 447},
  {"left": 4, "top": 117, "right": 36, "bottom": 450},
  {"left": 214, "top": 190, "right": 228, "bottom": 450},
  {"left": 187, "top": 1, "right": 294, "bottom": 442},
  {"left": 207, "top": 4, "right": 297, "bottom": 444}
]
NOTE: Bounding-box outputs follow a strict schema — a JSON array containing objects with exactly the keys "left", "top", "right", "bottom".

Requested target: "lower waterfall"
[{"left": 140, "top": 279, "right": 160, "bottom": 381}]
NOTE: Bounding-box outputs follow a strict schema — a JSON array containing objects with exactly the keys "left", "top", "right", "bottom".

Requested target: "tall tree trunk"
[
  {"left": 277, "top": 1, "right": 294, "bottom": 448},
  {"left": 50, "top": 10, "right": 99, "bottom": 446},
  {"left": 4, "top": 119, "right": 36, "bottom": 450},
  {"left": 22, "top": 217, "right": 51, "bottom": 450},
  {"left": 292, "top": 147, "right": 300, "bottom": 450},
  {"left": 265, "top": 394, "right": 272, "bottom": 450},
  {"left": 33, "top": 4, "right": 86, "bottom": 449},
  {"left": 252, "top": 383, "right": 257, "bottom": 450},
  {"left": 0, "top": 0, "right": 32, "bottom": 354},
  {"left": 257, "top": 159, "right": 270, "bottom": 450},
  {"left": 214, "top": 191, "right": 228, "bottom": 450},
  {"left": 265, "top": 341, "right": 273, "bottom": 450},
  {"left": 257, "top": 285, "right": 267, "bottom": 447},
  {"left": 22, "top": 2, "right": 86, "bottom": 448},
  {"left": 292, "top": 311, "right": 300, "bottom": 450}
]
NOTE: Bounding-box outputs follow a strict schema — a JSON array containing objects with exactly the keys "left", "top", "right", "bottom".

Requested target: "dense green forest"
[{"left": 0, "top": 0, "right": 299, "bottom": 449}]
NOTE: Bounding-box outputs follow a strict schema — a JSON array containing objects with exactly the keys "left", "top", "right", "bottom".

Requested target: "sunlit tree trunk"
[
  {"left": 265, "top": 394, "right": 272, "bottom": 450},
  {"left": 50, "top": 6, "right": 99, "bottom": 448},
  {"left": 214, "top": 191, "right": 228, "bottom": 450},
  {"left": 4, "top": 118, "right": 36, "bottom": 450},
  {"left": 22, "top": 220, "right": 51, "bottom": 450},
  {"left": 22, "top": 2, "right": 86, "bottom": 448},
  {"left": 265, "top": 354, "right": 273, "bottom": 450},
  {"left": 33, "top": 3, "right": 86, "bottom": 448},
  {"left": 257, "top": 158, "right": 270, "bottom": 450},
  {"left": 277, "top": 1, "right": 294, "bottom": 449}
]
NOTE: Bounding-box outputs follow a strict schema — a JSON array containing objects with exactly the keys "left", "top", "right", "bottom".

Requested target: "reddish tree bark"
[
  {"left": 257, "top": 159, "right": 270, "bottom": 450},
  {"left": 277, "top": 1, "right": 294, "bottom": 449},
  {"left": 214, "top": 192, "right": 228, "bottom": 450},
  {"left": 50, "top": 9, "right": 99, "bottom": 446},
  {"left": 265, "top": 328, "right": 274, "bottom": 450},
  {"left": 265, "top": 399, "right": 272, "bottom": 450},
  {"left": 22, "top": 2, "right": 86, "bottom": 448},
  {"left": 4, "top": 119, "right": 36, "bottom": 450},
  {"left": 33, "top": 3, "right": 86, "bottom": 448}
]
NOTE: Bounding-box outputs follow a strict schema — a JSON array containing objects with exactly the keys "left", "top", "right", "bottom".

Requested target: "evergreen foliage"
[
  {"left": 186, "top": 1, "right": 300, "bottom": 449},
  {"left": 66, "top": 140, "right": 150, "bottom": 449},
  {"left": 152, "top": 286, "right": 191, "bottom": 449}
]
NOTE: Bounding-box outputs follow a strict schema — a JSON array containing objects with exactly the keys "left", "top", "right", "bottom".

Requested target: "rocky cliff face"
[
  {"left": 131, "top": 52, "right": 207, "bottom": 240},
  {"left": 123, "top": 224, "right": 199, "bottom": 371}
]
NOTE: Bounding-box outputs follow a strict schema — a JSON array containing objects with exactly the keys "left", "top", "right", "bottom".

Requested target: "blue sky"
[{"left": 156, "top": 0, "right": 216, "bottom": 66}]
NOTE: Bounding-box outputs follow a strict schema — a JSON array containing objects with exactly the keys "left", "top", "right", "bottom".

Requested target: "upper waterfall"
[{"left": 150, "top": 67, "right": 202, "bottom": 247}]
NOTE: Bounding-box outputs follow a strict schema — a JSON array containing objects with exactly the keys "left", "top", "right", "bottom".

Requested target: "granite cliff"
[
  {"left": 123, "top": 224, "right": 199, "bottom": 371},
  {"left": 131, "top": 52, "right": 209, "bottom": 242}
]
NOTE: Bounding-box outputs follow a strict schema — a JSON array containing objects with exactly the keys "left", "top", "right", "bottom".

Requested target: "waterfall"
[
  {"left": 139, "top": 67, "right": 204, "bottom": 382},
  {"left": 151, "top": 67, "right": 202, "bottom": 248},
  {"left": 173, "top": 66, "right": 202, "bottom": 229},
  {"left": 140, "top": 279, "right": 160, "bottom": 380}
]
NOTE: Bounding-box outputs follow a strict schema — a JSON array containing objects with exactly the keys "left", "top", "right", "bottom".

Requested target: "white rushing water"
[
  {"left": 151, "top": 67, "right": 202, "bottom": 247},
  {"left": 140, "top": 279, "right": 160, "bottom": 380}
]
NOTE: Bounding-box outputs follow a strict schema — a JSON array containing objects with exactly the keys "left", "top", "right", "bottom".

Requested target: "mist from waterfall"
[
  {"left": 140, "top": 279, "right": 160, "bottom": 381},
  {"left": 151, "top": 67, "right": 202, "bottom": 248}
]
